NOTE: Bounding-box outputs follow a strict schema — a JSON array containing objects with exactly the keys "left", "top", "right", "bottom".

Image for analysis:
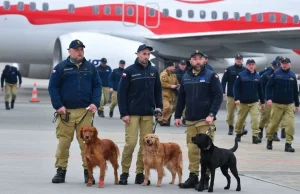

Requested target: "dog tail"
[{"left": 229, "top": 136, "right": 239, "bottom": 152}]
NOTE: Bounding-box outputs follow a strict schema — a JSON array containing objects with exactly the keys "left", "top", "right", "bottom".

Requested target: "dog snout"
[
  {"left": 85, "top": 136, "right": 89, "bottom": 140},
  {"left": 146, "top": 139, "right": 150, "bottom": 144}
]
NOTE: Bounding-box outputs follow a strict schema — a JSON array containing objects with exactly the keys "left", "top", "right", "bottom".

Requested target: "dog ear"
[
  {"left": 80, "top": 127, "right": 84, "bottom": 139},
  {"left": 154, "top": 135, "right": 160, "bottom": 149},
  {"left": 92, "top": 127, "right": 98, "bottom": 138}
]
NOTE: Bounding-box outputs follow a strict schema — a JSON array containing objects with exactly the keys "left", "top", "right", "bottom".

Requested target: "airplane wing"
[{"left": 146, "top": 28, "right": 300, "bottom": 58}]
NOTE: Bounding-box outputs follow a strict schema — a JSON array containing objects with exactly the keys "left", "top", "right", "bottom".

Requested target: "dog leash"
[
  {"left": 180, "top": 119, "right": 214, "bottom": 135},
  {"left": 153, "top": 119, "right": 158, "bottom": 134}
]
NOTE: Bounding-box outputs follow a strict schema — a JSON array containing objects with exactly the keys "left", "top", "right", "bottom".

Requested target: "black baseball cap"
[
  {"left": 68, "top": 39, "right": 85, "bottom": 50},
  {"left": 119, "top": 60, "right": 125, "bottom": 64},
  {"left": 271, "top": 60, "right": 280, "bottom": 68},
  {"left": 246, "top": 59, "right": 256, "bottom": 64},
  {"left": 190, "top": 49, "right": 204, "bottom": 58},
  {"left": 136, "top": 44, "right": 153, "bottom": 53},
  {"left": 235, "top": 54, "right": 243, "bottom": 59},
  {"left": 281, "top": 57, "right": 291, "bottom": 63},
  {"left": 100, "top": 58, "right": 107, "bottom": 63}
]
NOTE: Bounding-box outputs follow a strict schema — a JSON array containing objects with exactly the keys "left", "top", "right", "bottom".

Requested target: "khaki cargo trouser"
[
  {"left": 158, "top": 99, "right": 173, "bottom": 123},
  {"left": 259, "top": 103, "right": 285, "bottom": 130},
  {"left": 235, "top": 102, "right": 260, "bottom": 136},
  {"left": 55, "top": 108, "right": 94, "bottom": 170},
  {"left": 226, "top": 97, "right": 246, "bottom": 127},
  {"left": 186, "top": 120, "right": 215, "bottom": 176},
  {"left": 109, "top": 91, "right": 118, "bottom": 111},
  {"left": 121, "top": 116, "right": 154, "bottom": 174},
  {"left": 266, "top": 103, "right": 295, "bottom": 144},
  {"left": 99, "top": 87, "right": 110, "bottom": 111},
  {"left": 5, "top": 83, "right": 17, "bottom": 102}
]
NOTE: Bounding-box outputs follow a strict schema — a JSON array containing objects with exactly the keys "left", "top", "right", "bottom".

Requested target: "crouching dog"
[
  {"left": 80, "top": 126, "right": 120, "bottom": 188},
  {"left": 192, "top": 133, "right": 241, "bottom": 192},
  {"left": 142, "top": 134, "right": 183, "bottom": 187}
]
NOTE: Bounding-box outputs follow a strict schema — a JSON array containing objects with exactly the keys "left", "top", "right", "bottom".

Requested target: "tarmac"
[{"left": 0, "top": 78, "right": 300, "bottom": 194}]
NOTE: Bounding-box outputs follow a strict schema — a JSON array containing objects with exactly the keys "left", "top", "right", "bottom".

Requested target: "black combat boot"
[
  {"left": 109, "top": 109, "right": 113, "bottom": 117},
  {"left": 273, "top": 132, "right": 280, "bottom": 141},
  {"left": 179, "top": 172, "right": 198, "bottom": 188},
  {"left": 266, "top": 140, "right": 273, "bottom": 150},
  {"left": 285, "top": 143, "right": 295, "bottom": 152},
  {"left": 160, "top": 121, "right": 170, "bottom": 127},
  {"left": 135, "top": 173, "right": 150, "bottom": 185},
  {"left": 252, "top": 136, "right": 262, "bottom": 144},
  {"left": 228, "top": 125, "right": 234, "bottom": 135},
  {"left": 242, "top": 126, "right": 248, "bottom": 135},
  {"left": 281, "top": 128, "right": 286, "bottom": 138},
  {"left": 5, "top": 102, "right": 10, "bottom": 110},
  {"left": 11, "top": 100, "right": 15, "bottom": 109},
  {"left": 195, "top": 174, "right": 210, "bottom": 191},
  {"left": 98, "top": 110, "right": 104, "bottom": 117},
  {"left": 168, "top": 116, "right": 171, "bottom": 125},
  {"left": 119, "top": 172, "right": 129, "bottom": 185},
  {"left": 236, "top": 133, "right": 242, "bottom": 142},
  {"left": 258, "top": 128, "right": 263, "bottom": 139},
  {"left": 52, "top": 167, "right": 66, "bottom": 183},
  {"left": 84, "top": 169, "right": 95, "bottom": 184}
]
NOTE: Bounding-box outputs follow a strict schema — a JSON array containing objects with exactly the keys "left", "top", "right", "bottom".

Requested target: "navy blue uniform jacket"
[
  {"left": 174, "top": 68, "right": 187, "bottom": 83},
  {"left": 175, "top": 67, "right": 223, "bottom": 121},
  {"left": 205, "top": 63, "right": 214, "bottom": 72},
  {"left": 1, "top": 66, "right": 22, "bottom": 88},
  {"left": 259, "top": 66, "right": 272, "bottom": 76},
  {"left": 108, "top": 67, "right": 124, "bottom": 91},
  {"left": 266, "top": 68, "right": 299, "bottom": 107},
  {"left": 48, "top": 57, "right": 102, "bottom": 110},
  {"left": 261, "top": 69, "right": 274, "bottom": 99},
  {"left": 117, "top": 58, "right": 163, "bottom": 117},
  {"left": 97, "top": 65, "right": 112, "bottom": 87},
  {"left": 233, "top": 69, "right": 265, "bottom": 104},
  {"left": 221, "top": 64, "right": 246, "bottom": 97}
]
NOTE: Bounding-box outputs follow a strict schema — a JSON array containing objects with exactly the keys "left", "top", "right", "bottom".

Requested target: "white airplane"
[{"left": 1, "top": 0, "right": 300, "bottom": 79}]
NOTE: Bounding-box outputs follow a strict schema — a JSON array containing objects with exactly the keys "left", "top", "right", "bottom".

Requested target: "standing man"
[
  {"left": 108, "top": 59, "right": 126, "bottom": 118},
  {"left": 221, "top": 54, "right": 247, "bottom": 135},
  {"left": 173, "top": 60, "right": 187, "bottom": 124},
  {"left": 118, "top": 44, "right": 163, "bottom": 185},
  {"left": 1, "top": 65, "right": 22, "bottom": 110},
  {"left": 48, "top": 39, "right": 102, "bottom": 184},
  {"left": 158, "top": 61, "right": 179, "bottom": 126},
  {"left": 233, "top": 59, "right": 265, "bottom": 144},
  {"left": 265, "top": 57, "right": 299, "bottom": 152},
  {"left": 203, "top": 54, "right": 214, "bottom": 72},
  {"left": 97, "top": 57, "right": 112, "bottom": 117},
  {"left": 258, "top": 60, "right": 280, "bottom": 141},
  {"left": 175, "top": 50, "right": 223, "bottom": 189},
  {"left": 259, "top": 56, "right": 283, "bottom": 76}
]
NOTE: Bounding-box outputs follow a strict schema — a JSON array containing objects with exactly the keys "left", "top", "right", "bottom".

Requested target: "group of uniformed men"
[{"left": 3, "top": 39, "right": 294, "bottom": 190}]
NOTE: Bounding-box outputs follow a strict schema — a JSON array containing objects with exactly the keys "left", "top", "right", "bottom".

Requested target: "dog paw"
[
  {"left": 224, "top": 186, "right": 230, "bottom": 190},
  {"left": 208, "top": 187, "right": 213, "bottom": 192},
  {"left": 86, "top": 182, "right": 93, "bottom": 187},
  {"left": 236, "top": 186, "right": 241, "bottom": 191},
  {"left": 156, "top": 183, "right": 161, "bottom": 187},
  {"left": 169, "top": 181, "right": 174, "bottom": 184},
  {"left": 141, "top": 182, "right": 148, "bottom": 186}
]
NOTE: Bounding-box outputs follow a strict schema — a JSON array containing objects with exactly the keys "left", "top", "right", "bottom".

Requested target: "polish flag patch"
[
  {"left": 52, "top": 70, "right": 56, "bottom": 73},
  {"left": 122, "top": 73, "right": 126, "bottom": 77}
]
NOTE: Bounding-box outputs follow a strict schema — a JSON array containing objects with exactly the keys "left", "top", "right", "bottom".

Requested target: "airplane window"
[
  {"left": 245, "top": 13, "right": 251, "bottom": 21},
  {"left": 162, "top": 9, "right": 169, "bottom": 17},
  {"left": 188, "top": 10, "right": 194, "bottom": 18},
  {"left": 93, "top": 5, "right": 99, "bottom": 14},
  {"left": 127, "top": 7, "right": 134, "bottom": 16},
  {"left": 42, "top": 3, "right": 49, "bottom": 12},
  {"left": 293, "top": 15, "right": 299, "bottom": 24},
  {"left": 17, "top": 2, "right": 24, "bottom": 11},
  {"left": 3, "top": 1, "right": 10, "bottom": 10},
  {"left": 200, "top": 10, "right": 206, "bottom": 19},
  {"left": 115, "top": 6, "right": 122, "bottom": 15},
  {"left": 211, "top": 11, "right": 217, "bottom": 19},
  {"left": 149, "top": 8, "right": 155, "bottom": 17},
  {"left": 176, "top": 9, "right": 182, "bottom": 18},
  {"left": 234, "top": 12, "right": 240, "bottom": 21},
  {"left": 222, "top": 11, "right": 229, "bottom": 20},
  {"left": 281, "top": 14, "right": 287, "bottom": 23},
  {"left": 68, "top": 4, "right": 75, "bottom": 13},
  {"left": 257, "top": 13, "right": 263, "bottom": 22},
  {"left": 270, "top": 14, "right": 276, "bottom": 23},
  {"left": 104, "top": 5, "right": 111, "bottom": 15},
  {"left": 29, "top": 2, "right": 36, "bottom": 11}
]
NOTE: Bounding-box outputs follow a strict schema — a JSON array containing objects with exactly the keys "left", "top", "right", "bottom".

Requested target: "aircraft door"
[
  {"left": 144, "top": 3, "right": 160, "bottom": 28},
  {"left": 122, "top": 2, "right": 138, "bottom": 26}
]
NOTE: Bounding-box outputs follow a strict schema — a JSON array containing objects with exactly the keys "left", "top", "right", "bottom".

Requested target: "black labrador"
[{"left": 191, "top": 133, "right": 241, "bottom": 192}]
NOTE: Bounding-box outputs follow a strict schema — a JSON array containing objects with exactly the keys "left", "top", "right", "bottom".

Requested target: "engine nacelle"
[
  {"left": 53, "top": 32, "right": 152, "bottom": 69},
  {"left": 16, "top": 63, "right": 53, "bottom": 79}
]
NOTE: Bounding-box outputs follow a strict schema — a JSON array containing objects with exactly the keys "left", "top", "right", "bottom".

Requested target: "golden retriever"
[
  {"left": 142, "top": 134, "right": 183, "bottom": 187},
  {"left": 80, "top": 126, "right": 119, "bottom": 188}
]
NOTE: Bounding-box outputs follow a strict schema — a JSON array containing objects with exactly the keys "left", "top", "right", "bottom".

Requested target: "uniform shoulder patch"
[
  {"left": 236, "top": 75, "right": 239, "bottom": 78},
  {"left": 215, "top": 74, "right": 219, "bottom": 78},
  {"left": 122, "top": 73, "right": 126, "bottom": 77},
  {"left": 52, "top": 70, "right": 56, "bottom": 74}
]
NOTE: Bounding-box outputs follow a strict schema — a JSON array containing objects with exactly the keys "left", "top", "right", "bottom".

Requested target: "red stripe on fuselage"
[{"left": 0, "top": 4, "right": 300, "bottom": 35}]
